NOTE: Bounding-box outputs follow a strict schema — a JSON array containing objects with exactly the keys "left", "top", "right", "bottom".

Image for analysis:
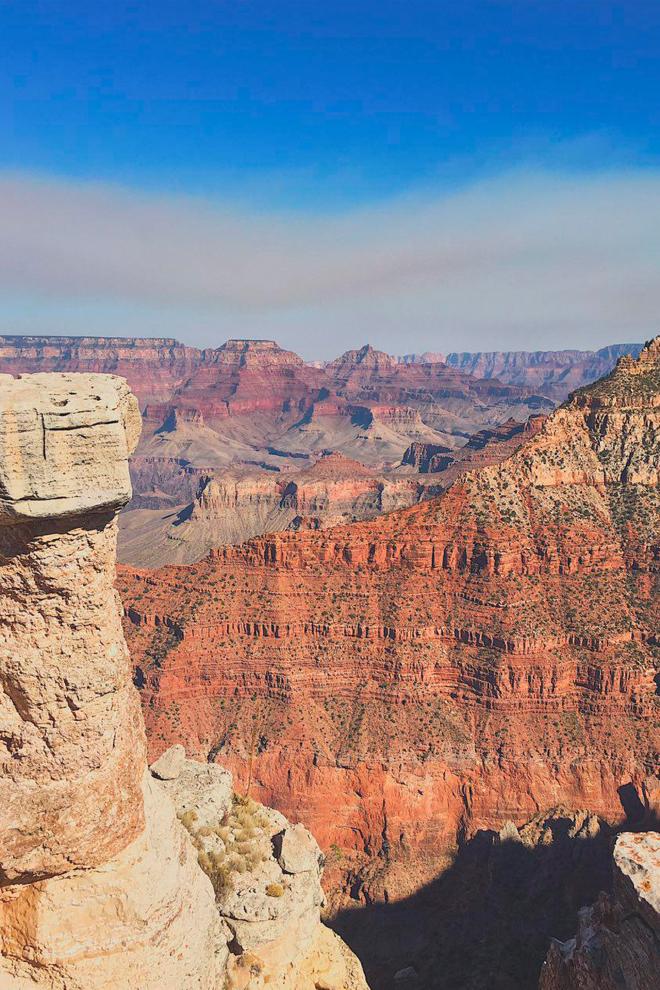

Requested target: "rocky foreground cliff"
[
  {"left": 0, "top": 372, "right": 367, "bottom": 989},
  {"left": 120, "top": 340, "right": 659, "bottom": 923},
  {"left": 539, "top": 831, "right": 659, "bottom": 990}
]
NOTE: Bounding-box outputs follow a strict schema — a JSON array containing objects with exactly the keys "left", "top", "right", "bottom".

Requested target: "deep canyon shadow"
[{"left": 330, "top": 809, "right": 659, "bottom": 990}]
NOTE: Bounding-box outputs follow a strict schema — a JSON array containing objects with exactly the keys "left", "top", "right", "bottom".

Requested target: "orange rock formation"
[{"left": 120, "top": 340, "right": 660, "bottom": 906}]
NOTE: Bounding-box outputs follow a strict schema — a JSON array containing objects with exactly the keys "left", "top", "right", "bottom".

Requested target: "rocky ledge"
[{"left": 152, "top": 746, "right": 367, "bottom": 989}]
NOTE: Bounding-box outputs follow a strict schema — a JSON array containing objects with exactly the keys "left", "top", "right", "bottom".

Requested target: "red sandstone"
[{"left": 118, "top": 341, "right": 660, "bottom": 905}]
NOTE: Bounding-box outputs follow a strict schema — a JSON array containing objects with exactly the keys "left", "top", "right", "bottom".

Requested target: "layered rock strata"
[
  {"left": 0, "top": 372, "right": 366, "bottom": 990},
  {"left": 120, "top": 340, "right": 660, "bottom": 908},
  {"left": 0, "top": 335, "right": 568, "bottom": 564},
  {"left": 0, "top": 336, "right": 199, "bottom": 407},
  {"left": 442, "top": 344, "right": 644, "bottom": 401},
  {"left": 120, "top": 451, "right": 434, "bottom": 567},
  {"left": 538, "top": 831, "right": 660, "bottom": 990}
]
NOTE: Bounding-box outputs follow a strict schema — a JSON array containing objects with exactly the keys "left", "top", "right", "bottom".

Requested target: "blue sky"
[{"left": 1, "top": 2, "right": 659, "bottom": 355}]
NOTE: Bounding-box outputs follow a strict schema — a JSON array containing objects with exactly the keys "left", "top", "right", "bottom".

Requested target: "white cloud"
[{"left": 0, "top": 169, "right": 658, "bottom": 357}]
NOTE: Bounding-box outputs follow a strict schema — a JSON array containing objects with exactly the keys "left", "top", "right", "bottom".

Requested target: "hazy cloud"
[{"left": 0, "top": 169, "right": 658, "bottom": 357}]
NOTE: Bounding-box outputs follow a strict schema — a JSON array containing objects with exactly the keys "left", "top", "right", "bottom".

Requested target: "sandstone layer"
[
  {"left": 0, "top": 371, "right": 367, "bottom": 990},
  {"left": 120, "top": 340, "right": 660, "bottom": 916},
  {"left": 538, "top": 830, "right": 660, "bottom": 990}
]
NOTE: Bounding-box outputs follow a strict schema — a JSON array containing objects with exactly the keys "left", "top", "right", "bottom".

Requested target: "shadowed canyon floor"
[{"left": 333, "top": 809, "right": 659, "bottom": 990}]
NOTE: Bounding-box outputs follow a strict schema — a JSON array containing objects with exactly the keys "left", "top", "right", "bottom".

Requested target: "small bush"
[
  {"left": 265, "top": 882, "right": 284, "bottom": 897},
  {"left": 179, "top": 809, "right": 198, "bottom": 830}
]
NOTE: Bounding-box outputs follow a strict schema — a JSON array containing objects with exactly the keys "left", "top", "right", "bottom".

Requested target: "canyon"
[
  {"left": 0, "top": 334, "right": 642, "bottom": 565},
  {"left": 119, "top": 339, "right": 659, "bottom": 984},
  {"left": 0, "top": 371, "right": 367, "bottom": 990},
  {"left": 0, "top": 344, "right": 656, "bottom": 989}
]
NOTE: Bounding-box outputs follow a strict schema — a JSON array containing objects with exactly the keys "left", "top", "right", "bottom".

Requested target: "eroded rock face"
[
  {"left": 0, "top": 372, "right": 226, "bottom": 988},
  {"left": 0, "top": 773, "right": 227, "bottom": 990},
  {"left": 538, "top": 831, "right": 660, "bottom": 990},
  {"left": 0, "top": 373, "right": 144, "bottom": 882},
  {"left": 0, "top": 372, "right": 367, "bottom": 990},
  {"left": 152, "top": 754, "right": 369, "bottom": 990}
]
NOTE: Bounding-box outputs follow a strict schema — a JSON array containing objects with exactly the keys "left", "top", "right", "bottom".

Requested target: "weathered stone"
[
  {"left": 158, "top": 757, "right": 233, "bottom": 828},
  {"left": 0, "top": 372, "right": 227, "bottom": 989},
  {"left": 0, "top": 774, "right": 227, "bottom": 989},
  {"left": 274, "top": 823, "right": 323, "bottom": 875},
  {"left": 0, "top": 374, "right": 145, "bottom": 883},
  {"left": 0, "top": 372, "right": 140, "bottom": 522},
  {"left": 150, "top": 742, "right": 186, "bottom": 780},
  {"left": 613, "top": 831, "right": 660, "bottom": 936}
]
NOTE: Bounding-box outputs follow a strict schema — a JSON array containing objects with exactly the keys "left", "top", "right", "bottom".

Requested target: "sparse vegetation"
[{"left": 177, "top": 793, "right": 272, "bottom": 898}]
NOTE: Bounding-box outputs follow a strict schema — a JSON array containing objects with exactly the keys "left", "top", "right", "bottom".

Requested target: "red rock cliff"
[{"left": 119, "top": 340, "right": 660, "bottom": 904}]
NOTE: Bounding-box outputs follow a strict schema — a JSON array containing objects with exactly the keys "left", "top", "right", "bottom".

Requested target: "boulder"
[
  {"left": 150, "top": 743, "right": 186, "bottom": 780},
  {"left": 274, "top": 823, "right": 322, "bottom": 875}
]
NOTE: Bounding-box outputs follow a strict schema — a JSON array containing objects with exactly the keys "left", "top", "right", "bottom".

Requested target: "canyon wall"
[
  {"left": 7, "top": 334, "right": 616, "bottom": 565},
  {"left": 0, "top": 335, "right": 200, "bottom": 407},
  {"left": 0, "top": 372, "right": 367, "bottom": 990},
  {"left": 120, "top": 339, "right": 659, "bottom": 913},
  {"left": 121, "top": 452, "right": 434, "bottom": 567}
]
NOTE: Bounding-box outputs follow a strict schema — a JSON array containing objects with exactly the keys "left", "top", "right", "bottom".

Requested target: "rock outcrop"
[
  {"left": 120, "top": 452, "right": 432, "bottom": 567},
  {"left": 0, "top": 372, "right": 367, "bottom": 990},
  {"left": 0, "top": 373, "right": 145, "bottom": 881},
  {"left": 120, "top": 339, "right": 659, "bottom": 916},
  {"left": 538, "top": 831, "right": 660, "bottom": 990},
  {"left": 154, "top": 751, "right": 369, "bottom": 990}
]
